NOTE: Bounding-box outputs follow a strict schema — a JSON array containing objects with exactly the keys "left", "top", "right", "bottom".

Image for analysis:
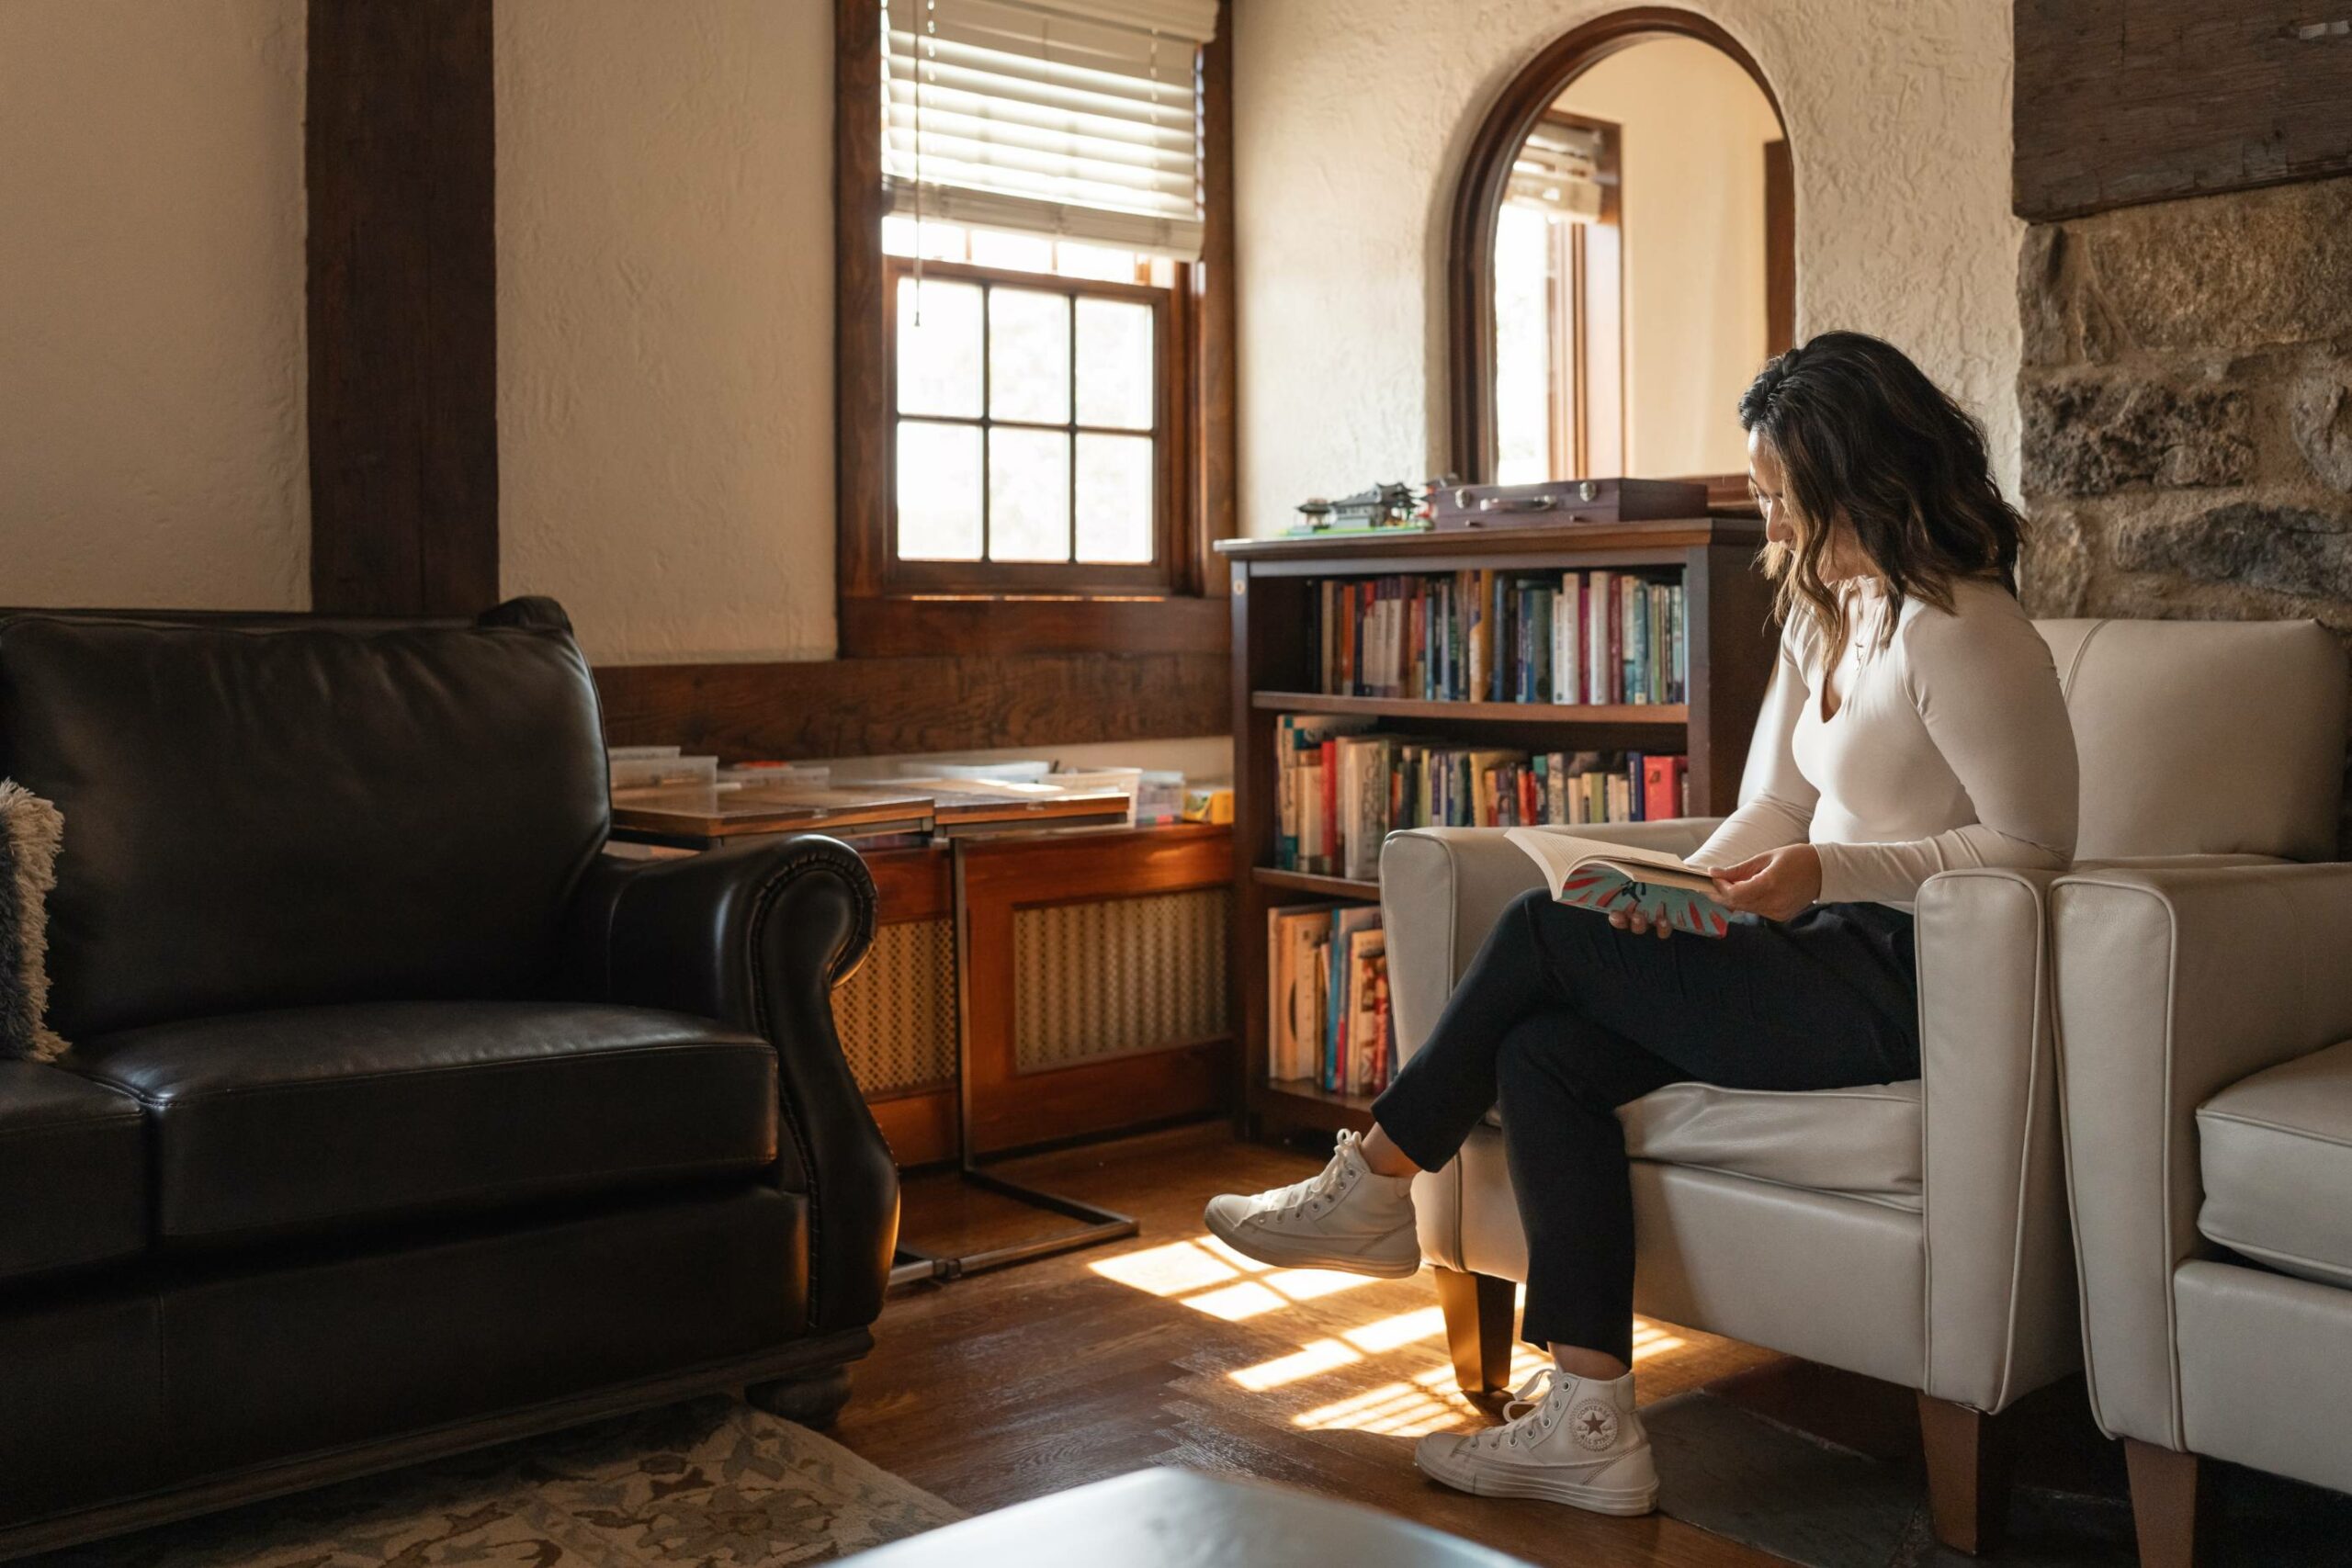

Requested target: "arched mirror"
[{"left": 1448, "top": 11, "right": 1792, "bottom": 488}]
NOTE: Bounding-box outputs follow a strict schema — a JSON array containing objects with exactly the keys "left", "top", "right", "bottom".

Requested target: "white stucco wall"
[
  {"left": 1233, "top": 0, "right": 2023, "bottom": 533},
  {"left": 0, "top": 0, "right": 309, "bottom": 609},
  {"left": 496, "top": 0, "right": 837, "bottom": 665}
]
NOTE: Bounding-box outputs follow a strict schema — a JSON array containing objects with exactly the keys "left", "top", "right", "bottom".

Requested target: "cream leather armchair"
[
  {"left": 2053, "top": 858, "right": 2352, "bottom": 1567},
  {"left": 1381, "top": 616, "right": 2346, "bottom": 1555}
]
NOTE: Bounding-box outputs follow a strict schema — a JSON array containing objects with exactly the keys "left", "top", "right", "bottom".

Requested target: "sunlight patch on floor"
[
  {"left": 1088, "top": 1231, "right": 1702, "bottom": 1422},
  {"left": 1088, "top": 1238, "right": 1238, "bottom": 1296},
  {"left": 1230, "top": 1337, "right": 1363, "bottom": 1391},
  {"left": 1292, "top": 1379, "right": 1469, "bottom": 1438},
  {"left": 1182, "top": 1279, "right": 1292, "bottom": 1321},
  {"left": 1340, "top": 1304, "right": 1447, "bottom": 1353}
]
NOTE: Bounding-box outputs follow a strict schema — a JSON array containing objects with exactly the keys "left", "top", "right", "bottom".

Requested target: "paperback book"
[{"left": 1505, "top": 829, "right": 1736, "bottom": 938}]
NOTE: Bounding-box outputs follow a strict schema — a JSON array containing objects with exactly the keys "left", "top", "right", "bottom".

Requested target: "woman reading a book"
[{"left": 1207, "top": 331, "right": 2078, "bottom": 1517}]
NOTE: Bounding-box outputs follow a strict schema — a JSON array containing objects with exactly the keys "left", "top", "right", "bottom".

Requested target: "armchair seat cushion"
[
  {"left": 73, "top": 1000, "right": 778, "bottom": 1251},
  {"left": 2197, "top": 1038, "right": 2352, "bottom": 1287},
  {"left": 1493, "top": 1077, "right": 1923, "bottom": 1210},
  {"left": 0, "top": 1061, "right": 147, "bottom": 1283}
]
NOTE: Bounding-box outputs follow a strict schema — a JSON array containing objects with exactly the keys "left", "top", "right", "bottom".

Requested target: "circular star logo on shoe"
[{"left": 1569, "top": 1399, "right": 1619, "bottom": 1450}]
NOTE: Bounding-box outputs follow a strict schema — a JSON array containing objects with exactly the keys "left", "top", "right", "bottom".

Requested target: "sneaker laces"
[
  {"left": 1257, "top": 1130, "right": 1364, "bottom": 1221},
  {"left": 1467, "top": 1367, "right": 1565, "bottom": 1450}
]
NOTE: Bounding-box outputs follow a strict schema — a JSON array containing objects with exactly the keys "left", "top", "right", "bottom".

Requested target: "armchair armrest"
[
  {"left": 1915, "top": 867, "right": 2075, "bottom": 1412},
  {"left": 1380, "top": 820, "right": 1719, "bottom": 1065},
  {"left": 2051, "top": 862, "right": 2352, "bottom": 1448},
  {"left": 565, "top": 836, "right": 897, "bottom": 1335}
]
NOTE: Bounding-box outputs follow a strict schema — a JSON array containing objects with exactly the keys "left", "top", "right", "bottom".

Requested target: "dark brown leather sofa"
[{"left": 0, "top": 600, "right": 898, "bottom": 1557}]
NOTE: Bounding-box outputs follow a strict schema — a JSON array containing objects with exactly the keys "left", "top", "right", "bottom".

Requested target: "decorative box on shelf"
[{"left": 1216, "top": 515, "right": 1775, "bottom": 1140}]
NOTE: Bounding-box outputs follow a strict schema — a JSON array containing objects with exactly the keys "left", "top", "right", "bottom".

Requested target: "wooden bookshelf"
[{"left": 1216, "top": 517, "right": 1775, "bottom": 1139}]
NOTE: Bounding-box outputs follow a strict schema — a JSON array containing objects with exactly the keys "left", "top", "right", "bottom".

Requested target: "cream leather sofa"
[
  {"left": 1381, "top": 616, "right": 2347, "bottom": 1555},
  {"left": 2054, "top": 864, "right": 2352, "bottom": 1556}
]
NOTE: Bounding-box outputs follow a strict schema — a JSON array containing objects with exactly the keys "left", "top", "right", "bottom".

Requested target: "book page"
[{"left": 1503, "top": 829, "right": 1717, "bottom": 896}]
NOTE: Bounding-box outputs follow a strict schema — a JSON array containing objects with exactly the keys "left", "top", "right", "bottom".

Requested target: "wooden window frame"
[
  {"left": 835, "top": 0, "right": 1235, "bottom": 659},
  {"left": 882, "top": 256, "right": 1185, "bottom": 595}
]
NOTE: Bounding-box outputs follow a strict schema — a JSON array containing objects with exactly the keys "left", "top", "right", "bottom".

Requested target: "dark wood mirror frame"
[{"left": 1445, "top": 6, "right": 1789, "bottom": 484}]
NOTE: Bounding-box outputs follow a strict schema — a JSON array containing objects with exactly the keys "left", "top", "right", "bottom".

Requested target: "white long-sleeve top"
[{"left": 1688, "top": 576, "right": 2078, "bottom": 910}]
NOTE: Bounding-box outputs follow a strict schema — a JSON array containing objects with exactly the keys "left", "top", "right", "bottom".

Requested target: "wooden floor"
[{"left": 831, "top": 1122, "right": 1798, "bottom": 1568}]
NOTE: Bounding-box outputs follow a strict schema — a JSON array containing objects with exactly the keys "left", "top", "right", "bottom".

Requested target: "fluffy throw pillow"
[{"left": 0, "top": 781, "right": 67, "bottom": 1062}]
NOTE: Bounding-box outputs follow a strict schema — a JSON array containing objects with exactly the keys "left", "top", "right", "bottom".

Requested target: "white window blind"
[
  {"left": 883, "top": 0, "right": 1219, "bottom": 260},
  {"left": 1505, "top": 121, "right": 1606, "bottom": 222}
]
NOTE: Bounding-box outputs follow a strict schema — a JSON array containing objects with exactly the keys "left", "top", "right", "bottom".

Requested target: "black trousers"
[{"left": 1371, "top": 888, "right": 1919, "bottom": 1364}]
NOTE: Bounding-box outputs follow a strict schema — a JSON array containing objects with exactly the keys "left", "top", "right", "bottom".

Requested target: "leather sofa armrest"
[
  {"left": 1380, "top": 820, "right": 1719, "bottom": 1066},
  {"left": 1915, "top": 867, "right": 2075, "bottom": 1412},
  {"left": 564, "top": 837, "right": 897, "bottom": 1335},
  {"left": 2051, "top": 862, "right": 2352, "bottom": 1448}
]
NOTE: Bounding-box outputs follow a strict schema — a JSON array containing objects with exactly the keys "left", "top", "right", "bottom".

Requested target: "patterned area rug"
[{"left": 32, "top": 1396, "right": 961, "bottom": 1568}]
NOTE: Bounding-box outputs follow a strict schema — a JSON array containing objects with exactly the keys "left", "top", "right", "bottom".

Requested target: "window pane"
[
  {"left": 1491, "top": 204, "right": 1555, "bottom": 486},
  {"left": 896, "top": 277, "right": 982, "bottom": 417},
  {"left": 989, "top": 288, "right": 1071, "bottom": 424},
  {"left": 897, "top": 421, "right": 983, "bottom": 560},
  {"left": 1075, "top": 298, "right": 1154, "bottom": 430},
  {"left": 989, "top": 428, "right": 1071, "bottom": 562},
  {"left": 1075, "top": 434, "right": 1153, "bottom": 564},
  {"left": 1057, "top": 242, "right": 1141, "bottom": 282},
  {"left": 882, "top": 215, "right": 969, "bottom": 261},
  {"left": 969, "top": 228, "right": 1057, "bottom": 273}
]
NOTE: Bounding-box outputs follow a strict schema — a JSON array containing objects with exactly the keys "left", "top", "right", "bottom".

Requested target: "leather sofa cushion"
[
  {"left": 2197, "top": 1039, "right": 2352, "bottom": 1287},
  {"left": 1494, "top": 1078, "right": 1923, "bottom": 1210},
  {"left": 0, "top": 605, "right": 609, "bottom": 1039},
  {"left": 0, "top": 1061, "right": 147, "bottom": 1283},
  {"left": 74, "top": 1001, "right": 779, "bottom": 1250}
]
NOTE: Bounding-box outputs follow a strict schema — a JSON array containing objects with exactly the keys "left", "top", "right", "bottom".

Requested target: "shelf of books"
[{"left": 1216, "top": 517, "right": 1775, "bottom": 1138}]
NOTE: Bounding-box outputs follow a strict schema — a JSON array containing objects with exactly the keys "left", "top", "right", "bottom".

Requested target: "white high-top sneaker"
[
  {"left": 1202, "top": 1129, "right": 1420, "bottom": 1278},
  {"left": 1414, "top": 1366, "right": 1657, "bottom": 1516}
]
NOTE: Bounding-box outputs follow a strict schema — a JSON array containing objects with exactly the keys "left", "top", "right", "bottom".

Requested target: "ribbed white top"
[{"left": 1690, "top": 577, "right": 2079, "bottom": 910}]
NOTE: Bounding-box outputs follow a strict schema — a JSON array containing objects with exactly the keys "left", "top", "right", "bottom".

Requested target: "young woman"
[{"left": 1205, "top": 332, "right": 2078, "bottom": 1517}]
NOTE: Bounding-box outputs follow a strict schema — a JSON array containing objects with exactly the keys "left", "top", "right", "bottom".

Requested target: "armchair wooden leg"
[
  {"left": 1432, "top": 1267, "right": 1516, "bottom": 1395},
  {"left": 2124, "top": 1438, "right": 2202, "bottom": 1568},
  {"left": 1917, "top": 1393, "right": 2013, "bottom": 1555}
]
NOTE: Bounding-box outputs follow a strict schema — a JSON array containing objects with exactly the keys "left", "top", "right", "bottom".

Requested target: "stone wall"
[{"left": 2017, "top": 175, "right": 2352, "bottom": 848}]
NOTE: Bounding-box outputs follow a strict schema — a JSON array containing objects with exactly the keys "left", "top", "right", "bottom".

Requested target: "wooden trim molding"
[
  {"left": 1192, "top": 0, "right": 1238, "bottom": 601},
  {"left": 1444, "top": 7, "right": 1787, "bottom": 483},
  {"left": 307, "top": 0, "right": 500, "bottom": 616},
  {"left": 594, "top": 651, "right": 1227, "bottom": 761}
]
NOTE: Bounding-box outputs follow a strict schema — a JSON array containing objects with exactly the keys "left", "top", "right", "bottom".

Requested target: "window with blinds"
[
  {"left": 881, "top": 0, "right": 1219, "bottom": 259},
  {"left": 1505, "top": 119, "right": 1607, "bottom": 222}
]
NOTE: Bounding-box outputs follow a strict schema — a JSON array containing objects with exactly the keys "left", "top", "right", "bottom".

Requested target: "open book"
[{"left": 1505, "top": 829, "right": 1735, "bottom": 938}]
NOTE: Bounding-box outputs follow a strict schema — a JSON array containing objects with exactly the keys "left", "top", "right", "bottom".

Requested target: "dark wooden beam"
[
  {"left": 594, "top": 652, "right": 1228, "bottom": 761},
  {"left": 306, "top": 0, "right": 498, "bottom": 615},
  {"left": 833, "top": 0, "right": 888, "bottom": 610},
  {"left": 2015, "top": 1, "right": 2352, "bottom": 221},
  {"left": 1192, "top": 0, "right": 1238, "bottom": 600}
]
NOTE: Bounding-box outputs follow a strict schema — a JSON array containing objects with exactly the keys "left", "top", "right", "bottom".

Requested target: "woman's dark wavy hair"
[{"left": 1737, "top": 331, "right": 2024, "bottom": 659}]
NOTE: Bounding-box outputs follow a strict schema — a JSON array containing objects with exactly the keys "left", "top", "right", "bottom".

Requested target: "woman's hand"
[
  {"left": 1709, "top": 844, "right": 1823, "bottom": 922},
  {"left": 1606, "top": 897, "right": 1674, "bottom": 941}
]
